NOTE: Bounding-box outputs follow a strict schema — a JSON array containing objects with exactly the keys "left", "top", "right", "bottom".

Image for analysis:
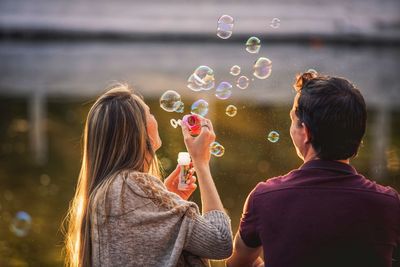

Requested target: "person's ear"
[{"left": 302, "top": 122, "right": 312, "bottom": 144}]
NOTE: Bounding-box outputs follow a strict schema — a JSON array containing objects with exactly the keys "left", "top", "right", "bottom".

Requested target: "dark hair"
[{"left": 293, "top": 71, "right": 367, "bottom": 160}]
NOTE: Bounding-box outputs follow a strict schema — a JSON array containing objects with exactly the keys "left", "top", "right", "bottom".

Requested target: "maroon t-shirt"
[{"left": 240, "top": 160, "right": 400, "bottom": 267}]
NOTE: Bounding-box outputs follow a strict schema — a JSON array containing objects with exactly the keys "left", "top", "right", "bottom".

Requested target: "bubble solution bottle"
[{"left": 177, "top": 152, "right": 192, "bottom": 191}]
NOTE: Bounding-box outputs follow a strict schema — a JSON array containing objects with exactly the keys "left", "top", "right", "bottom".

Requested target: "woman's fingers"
[
  {"left": 205, "top": 119, "right": 214, "bottom": 133},
  {"left": 186, "top": 182, "right": 197, "bottom": 190},
  {"left": 186, "top": 176, "right": 197, "bottom": 190},
  {"left": 199, "top": 118, "right": 211, "bottom": 135},
  {"left": 181, "top": 122, "right": 193, "bottom": 143},
  {"left": 164, "top": 165, "right": 180, "bottom": 188},
  {"left": 186, "top": 175, "right": 197, "bottom": 184}
]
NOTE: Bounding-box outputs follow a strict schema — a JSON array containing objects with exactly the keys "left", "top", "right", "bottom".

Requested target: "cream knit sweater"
[{"left": 91, "top": 172, "right": 232, "bottom": 267}]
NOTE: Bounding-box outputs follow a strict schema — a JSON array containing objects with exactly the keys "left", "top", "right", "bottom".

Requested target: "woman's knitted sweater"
[{"left": 91, "top": 172, "right": 232, "bottom": 267}]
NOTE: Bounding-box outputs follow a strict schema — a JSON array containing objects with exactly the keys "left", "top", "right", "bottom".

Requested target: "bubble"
[
  {"left": 236, "top": 75, "right": 249, "bottom": 89},
  {"left": 210, "top": 141, "right": 225, "bottom": 157},
  {"left": 225, "top": 105, "right": 238, "bottom": 117},
  {"left": 217, "top": 15, "right": 234, "bottom": 39},
  {"left": 10, "top": 211, "right": 32, "bottom": 237},
  {"left": 191, "top": 99, "right": 209, "bottom": 117},
  {"left": 173, "top": 101, "right": 184, "bottom": 113},
  {"left": 246, "top": 36, "right": 261, "bottom": 54},
  {"left": 170, "top": 119, "right": 182, "bottom": 129},
  {"left": 4, "top": 190, "right": 13, "bottom": 201},
  {"left": 160, "top": 90, "right": 182, "bottom": 112},
  {"left": 187, "top": 66, "right": 215, "bottom": 91},
  {"left": 270, "top": 18, "right": 281, "bottom": 29},
  {"left": 230, "top": 65, "right": 241, "bottom": 76},
  {"left": 267, "top": 131, "right": 280, "bottom": 143},
  {"left": 215, "top": 82, "right": 233, "bottom": 100},
  {"left": 39, "top": 174, "right": 51, "bottom": 186},
  {"left": 253, "top": 57, "right": 272, "bottom": 79}
]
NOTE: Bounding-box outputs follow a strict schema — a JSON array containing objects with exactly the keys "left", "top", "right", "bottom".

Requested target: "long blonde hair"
[{"left": 64, "top": 84, "right": 161, "bottom": 267}]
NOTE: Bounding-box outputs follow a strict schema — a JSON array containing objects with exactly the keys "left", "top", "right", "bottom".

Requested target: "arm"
[
  {"left": 184, "top": 210, "right": 233, "bottom": 259},
  {"left": 227, "top": 232, "right": 264, "bottom": 267},
  {"left": 180, "top": 118, "right": 232, "bottom": 259},
  {"left": 195, "top": 164, "right": 224, "bottom": 213},
  {"left": 181, "top": 118, "right": 224, "bottom": 213},
  {"left": 227, "top": 187, "right": 263, "bottom": 266}
]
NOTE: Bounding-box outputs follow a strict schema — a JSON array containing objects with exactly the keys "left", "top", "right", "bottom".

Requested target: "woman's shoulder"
[
  {"left": 92, "top": 170, "right": 198, "bottom": 219},
  {"left": 91, "top": 171, "right": 155, "bottom": 216},
  {"left": 125, "top": 170, "right": 165, "bottom": 188}
]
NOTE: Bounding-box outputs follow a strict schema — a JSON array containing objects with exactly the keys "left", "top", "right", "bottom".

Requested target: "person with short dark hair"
[{"left": 226, "top": 72, "right": 400, "bottom": 267}]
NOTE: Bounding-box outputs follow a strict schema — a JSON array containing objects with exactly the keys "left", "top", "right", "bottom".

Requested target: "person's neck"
[
  {"left": 303, "top": 157, "right": 350, "bottom": 165},
  {"left": 302, "top": 150, "right": 350, "bottom": 165},
  {"left": 302, "top": 149, "right": 319, "bottom": 163}
]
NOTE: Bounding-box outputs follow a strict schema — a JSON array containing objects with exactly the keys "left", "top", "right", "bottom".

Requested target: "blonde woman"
[{"left": 64, "top": 84, "right": 232, "bottom": 267}]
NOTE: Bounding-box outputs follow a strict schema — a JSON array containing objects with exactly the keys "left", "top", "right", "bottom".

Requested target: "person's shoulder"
[
  {"left": 357, "top": 174, "right": 400, "bottom": 202},
  {"left": 251, "top": 169, "right": 299, "bottom": 197},
  {"left": 124, "top": 170, "right": 165, "bottom": 189},
  {"left": 104, "top": 170, "right": 167, "bottom": 205}
]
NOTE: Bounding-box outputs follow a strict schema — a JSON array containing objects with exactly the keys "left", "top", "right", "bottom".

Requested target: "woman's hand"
[
  {"left": 181, "top": 118, "right": 216, "bottom": 168},
  {"left": 164, "top": 164, "right": 197, "bottom": 200}
]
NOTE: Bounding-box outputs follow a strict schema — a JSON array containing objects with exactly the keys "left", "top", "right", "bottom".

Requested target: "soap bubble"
[
  {"left": 267, "top": 131, "right": 280, "bottom": 143},
  {"left": 225, "top": 105, "right": 237, "bottom": 117},
  {"left": 191, "top": 99, "right": 209, "bottom": 117},
  {"left": 210, "top": 141, "right": 225, "bottom": 157},
  {"left": 173, "top": 101, "right": 185, "bottom": 113},
  {"left": 236, "top": 75, "right": 249, "bottom": 89},
  {"left": 160, "top": 90, "right": 182, "bottom": 112},
  {"left": 10, "top": 211, "right": 32, "bottom": 237},
  {"left": 246, "top": 37, "right": 261, "bottom": 54},
  {"left": 270, "top": 18, "right": 281, "bottom": 29},
  {"left": 253, "top": 57, "right": 272, "bottom": 79},
  {"left": 170, "top": 119, "right": 182, "bottom": 129},
  {"left": 230, "top": 65, "right": 241, "bottom": 76},
  {"left": 215, "top": 82, "right": 233, "bottom": 100},
  {"left": 187, "top": 66, "right": 215, "bottom": 91},
  {"left": 217, "top": 15, "right": 234, "bottom": 39},
  {"left": 40, "top": 174, "right": 51, "bottom": 186}
]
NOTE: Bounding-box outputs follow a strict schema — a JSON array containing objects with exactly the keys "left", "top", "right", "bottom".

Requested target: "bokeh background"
[{"left": 0, "top": 0, "right": 399, "bottom": 266}]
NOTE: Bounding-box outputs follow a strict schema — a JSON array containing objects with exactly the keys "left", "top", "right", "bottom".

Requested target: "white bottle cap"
[{"left": 177, "top": 152, "right": 191, "bottom": 165}]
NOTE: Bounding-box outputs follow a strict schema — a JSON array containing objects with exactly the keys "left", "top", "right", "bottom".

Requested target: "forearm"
[
  {"left": 227, "top": 232, "right": 263, "bottom": 267},
  {"left": 227, "top": 254, "right": 263, "bottom": 267},
  {"left": 195, "top": 164, "right": 225, "bottom": 214},
  {"left": 185, "top": 210, "right": 233, "bottom": 259}
]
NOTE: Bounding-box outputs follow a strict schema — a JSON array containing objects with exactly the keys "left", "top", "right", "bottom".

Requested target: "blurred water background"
[{"left": 0, "top": 0, "right": 399, "bottom": 266}]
